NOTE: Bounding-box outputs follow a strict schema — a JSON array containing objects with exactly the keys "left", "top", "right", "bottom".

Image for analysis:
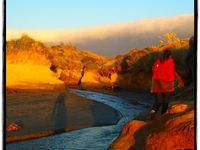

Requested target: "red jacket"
[{"left": 152, "top": 57, "right": 175, "bottom": 82}]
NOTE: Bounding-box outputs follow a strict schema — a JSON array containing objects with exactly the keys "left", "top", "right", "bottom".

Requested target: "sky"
[
  {"left": 7, "top": 0, "right": 194, "bottom": 29},
  {"left": 7, "top": 0, "right": 194, "bottom": 57}
]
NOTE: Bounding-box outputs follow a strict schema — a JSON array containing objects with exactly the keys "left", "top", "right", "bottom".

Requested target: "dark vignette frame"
[
  {"left": 2, "top": 0, "right": 198, "bottom": 149},
  {"left": 194, "top": 0, "right": 198, "bottom": 149},
  {"left": 3, "top": 0, "right": 6, "bottom": 149}
]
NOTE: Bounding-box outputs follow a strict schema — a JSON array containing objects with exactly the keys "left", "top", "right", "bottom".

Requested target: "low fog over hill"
[{"left": 7, "top": 14, "right": 193, "bottom": 57}]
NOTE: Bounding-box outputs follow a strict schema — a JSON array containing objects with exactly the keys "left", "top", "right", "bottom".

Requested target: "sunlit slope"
[
  {"left": 6, "top": 35, "right": 64, "bottom": 89},
  {"left": 6, "top": 34, "right": 194, "bottom": 90},
  {"left": 6, "top": 64, "right": 64, "bottom": 89}
]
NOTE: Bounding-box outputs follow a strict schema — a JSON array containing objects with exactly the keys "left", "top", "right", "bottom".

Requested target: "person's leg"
[
  {"left": 161, "top": 92, "right": 170, "bottom": 114},
  {"left": 151, "top": 93, "right": 162, "bottom": 113}
]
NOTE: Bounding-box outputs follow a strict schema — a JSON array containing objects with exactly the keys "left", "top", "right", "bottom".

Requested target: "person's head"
[{"left": 161, "top": 49, "right": 172, "bottom": 63}]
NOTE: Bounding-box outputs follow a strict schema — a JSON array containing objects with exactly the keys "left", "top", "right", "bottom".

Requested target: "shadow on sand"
[{"left": 51, "top": 93, "right": 68, "bottom": 134}]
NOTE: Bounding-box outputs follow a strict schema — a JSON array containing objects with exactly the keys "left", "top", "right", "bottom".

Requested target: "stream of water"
[{"left": 7, "top": 89, "right": 147, "bottom": 150}]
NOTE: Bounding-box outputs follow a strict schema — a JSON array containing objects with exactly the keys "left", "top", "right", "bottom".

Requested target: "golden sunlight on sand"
[{"left": 6, "top": 63, "right": 64, "bottom": 89}]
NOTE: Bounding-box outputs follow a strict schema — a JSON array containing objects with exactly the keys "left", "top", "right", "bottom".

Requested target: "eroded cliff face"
[{"left": 109, "top": 87, "right": 195, "bottom": 150}]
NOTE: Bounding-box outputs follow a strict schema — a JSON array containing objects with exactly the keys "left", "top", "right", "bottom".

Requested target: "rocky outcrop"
[
  {"left": 109, "top": 103, "right": 194, "bottom": 150},
  {"left": 109, "top": 120, "right": 147, "bottom": 150},
  {"left": 6, "top": 122, "right": 22, "bottom": 132}
]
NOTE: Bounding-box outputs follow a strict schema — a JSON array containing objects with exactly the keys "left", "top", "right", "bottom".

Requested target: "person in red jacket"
[{"left": 150, "top": 49, "right": 184, "bottom": 115}]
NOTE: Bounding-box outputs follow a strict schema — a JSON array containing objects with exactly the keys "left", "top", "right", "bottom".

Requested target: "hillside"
[
  {"left": 6, "top": 33, "right": 195, "bottom": 149},
  {"left": 97, "top": 34, "right": 193, "bottom": 91},
  {"left": 6, "top": 34, "right": 108, "bottom": 89},
  {"left": 48, "top": 34, "right": 194, "bottom": 91},
  {"left": 47, "top": 43, "right": 108, "bottom": 86},
  {"left": 6, "top": 33, "right": 194, "bottom": 90},
  {"left": 6, "top": 34, "right": 62, "bottom": 89}
]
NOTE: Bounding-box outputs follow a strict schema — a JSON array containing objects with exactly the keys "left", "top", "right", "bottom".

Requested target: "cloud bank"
[{"left": 7, "top": 14, "right": 194, "bottom": 57}]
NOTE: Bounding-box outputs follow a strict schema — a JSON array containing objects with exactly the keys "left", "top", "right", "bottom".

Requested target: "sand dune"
[{"left": 6, "top": 63, "right": 64, "bottom": 89}]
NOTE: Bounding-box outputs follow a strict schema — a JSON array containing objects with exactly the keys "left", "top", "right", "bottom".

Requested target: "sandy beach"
[
  {"left": 7, "top": 88, "right": 149, "bottom": 150},
  {"left": 6, "top": 88, "right": 122, "bottom": 143}
]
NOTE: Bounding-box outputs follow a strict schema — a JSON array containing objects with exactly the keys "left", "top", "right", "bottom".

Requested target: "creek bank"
[
  {"left": 6, "top": 89, "right": 121, "bottom": 143},
  {"left": 7, "top": 89, "right": 149, "bottom": 150},
  {"left": 109, "top": 86, "right": 195, "bottom": 150}
]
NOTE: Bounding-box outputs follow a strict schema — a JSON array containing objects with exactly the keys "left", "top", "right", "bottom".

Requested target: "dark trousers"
[{"left": 152, "top": 92, "right": 170, "bottom": 114}]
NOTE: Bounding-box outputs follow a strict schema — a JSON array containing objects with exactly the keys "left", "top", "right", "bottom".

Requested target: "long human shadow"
[{"left": 51, "top": 93, "right": 68, "bottom": 134}]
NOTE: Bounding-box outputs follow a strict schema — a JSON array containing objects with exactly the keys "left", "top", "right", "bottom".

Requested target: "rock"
[
  {"left": 50, "top": 65, "right": 58, "bottom": 73},
  {"left": 6, "top": 122, "right": 22, "bottom": 132},
  {"left": 166, "top": 103, "right": 188, "bottom": 114},
  {"left": 109, "top": 103, "right": 194, "bottom": 150},
  {"left": 145, "top": 110, "right": 194, "bottom": 150},
  {"left": 109, "top": 120, "right": 146, "bottom": 150}
]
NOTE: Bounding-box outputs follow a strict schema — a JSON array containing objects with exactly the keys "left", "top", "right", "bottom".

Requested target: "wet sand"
[
  {"left": 7, "top": 88, "right": 152, "bottom": 150},
  {"left": 6, "top": 88, "right": 121, "bottom": 143}
]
